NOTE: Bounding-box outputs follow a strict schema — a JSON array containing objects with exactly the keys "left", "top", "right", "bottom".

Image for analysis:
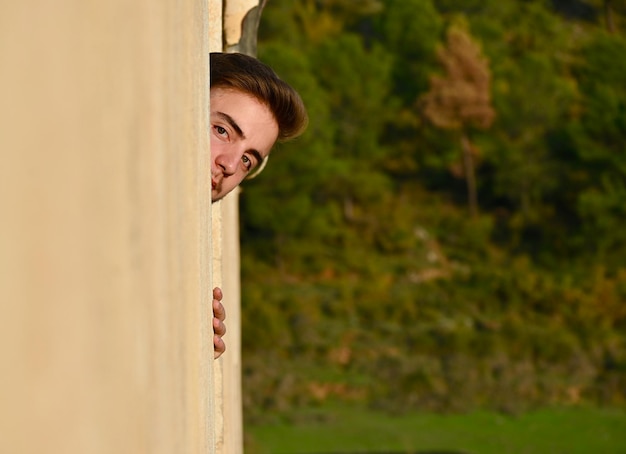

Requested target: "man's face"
[{"left": 210, "top": 87, "right": 279, "bottom": 201}]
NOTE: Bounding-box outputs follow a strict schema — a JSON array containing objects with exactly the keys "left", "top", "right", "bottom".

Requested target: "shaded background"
[{"left": 239, "top": 0, "right": 626, "bottom": 452}]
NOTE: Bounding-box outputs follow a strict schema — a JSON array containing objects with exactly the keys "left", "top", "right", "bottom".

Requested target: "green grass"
[{"left": 245, "top": 405, "right": 626, "bottom": 454}]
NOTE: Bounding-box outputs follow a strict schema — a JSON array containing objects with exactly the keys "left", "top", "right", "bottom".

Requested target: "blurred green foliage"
[
  {"left": 247, "top": 405, "right": 626, "bottom": 454},
  {"left": 239, "top": 0, "right": 626, "bottom": 421}
]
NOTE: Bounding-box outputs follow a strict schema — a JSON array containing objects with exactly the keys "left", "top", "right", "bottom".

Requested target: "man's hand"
[{"left": 213, "top": 287, "right": 227, "bottom": 359}]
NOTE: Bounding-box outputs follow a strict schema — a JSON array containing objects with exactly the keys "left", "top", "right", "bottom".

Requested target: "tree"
[
  {"left": 569, "top": 32, "right": 626, "bottom": 264},
  {"left": 420, "top": 20, "right": 495, "bottom": 217},
  {"left": 589, "top": 0, "right": 626, "bottom": 33},
  {"left": 376, "top": 0, "right": 442, "bottom": 102}
]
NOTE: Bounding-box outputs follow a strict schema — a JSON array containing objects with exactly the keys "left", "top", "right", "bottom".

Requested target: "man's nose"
[{"left": 215, "top": 149, "right": 241, "bottom": 175}]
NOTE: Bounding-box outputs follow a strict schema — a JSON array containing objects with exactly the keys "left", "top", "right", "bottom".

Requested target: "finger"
[
  {"left": 213, "top": 315, "right": 226, "bottom": 336},
  {"left": 213, "top": 298, "right": 226, "bottom": 322},
  {"left": 214, "top": 334, "right": 226, "bottom": 359},
  {"left": 213, "top": 286, "right": 223, "bottom": 301}
]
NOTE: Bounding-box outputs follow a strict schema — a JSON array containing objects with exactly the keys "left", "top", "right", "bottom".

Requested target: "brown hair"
[{"left": 210, "top": 52, "right": 308, "bottom": 142}]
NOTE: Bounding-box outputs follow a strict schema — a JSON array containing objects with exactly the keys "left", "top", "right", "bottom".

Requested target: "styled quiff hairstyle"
[{"left": 210, "top": 52, "right": 308, "bottom": 142}]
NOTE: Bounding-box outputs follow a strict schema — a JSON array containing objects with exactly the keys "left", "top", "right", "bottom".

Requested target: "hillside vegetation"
[{"left": 239, "top": 0, "right": 626, "bottom": 421}]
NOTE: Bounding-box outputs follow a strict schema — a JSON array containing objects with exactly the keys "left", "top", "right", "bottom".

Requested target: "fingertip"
[{"left": 213, "top": 335, "right": 226, "bottom": 359}]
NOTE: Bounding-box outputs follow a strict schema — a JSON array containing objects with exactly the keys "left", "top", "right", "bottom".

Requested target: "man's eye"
[
  {"left": 242, "top": 155, "right": 254, "bottom": 170},
  {"left": 215, "top": 126, "right": 227, "bottom": 136}
]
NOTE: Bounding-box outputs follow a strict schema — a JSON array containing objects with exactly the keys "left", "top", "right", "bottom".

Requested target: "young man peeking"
[{"left": 209, "top": 53, "right": 308, "bottom": 358}]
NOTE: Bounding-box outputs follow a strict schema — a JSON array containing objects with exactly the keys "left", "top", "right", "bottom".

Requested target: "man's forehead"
[{"left": 210, "top": 87, "right": 279, "bottom": 156}]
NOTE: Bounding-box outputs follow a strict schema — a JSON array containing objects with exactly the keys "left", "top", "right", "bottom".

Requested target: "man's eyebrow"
[{"left": 215, "top": 111, "right": 245, "bottom": 139}]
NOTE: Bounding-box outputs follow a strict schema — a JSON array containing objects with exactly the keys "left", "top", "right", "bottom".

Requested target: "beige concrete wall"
[
  {"left": 0, "top": 1, "right": 216, "bottom": 452},
  {"left": 212, "top": 190, "right": 243, "bottom": 454},
  {"left": 214, "top": 3, "right": 267, "bottom": 453}
]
